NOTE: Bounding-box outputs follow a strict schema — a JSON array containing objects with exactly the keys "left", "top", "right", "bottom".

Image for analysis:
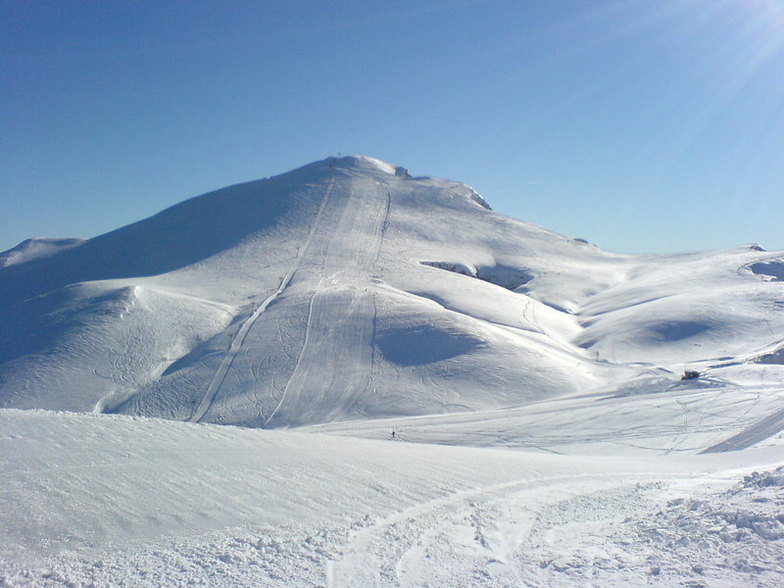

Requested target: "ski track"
[
  {"left": 190, "top": 179, "right": 336, "bottom": 423},
  {"left": 326, "top": 472, "right": 684, "bottom": 587},
  {"left": 701, "top": 405, "right": 784, "bottom": 453},
  {"left": 265, "top": 175, "right": 390, "bottom": 426}
]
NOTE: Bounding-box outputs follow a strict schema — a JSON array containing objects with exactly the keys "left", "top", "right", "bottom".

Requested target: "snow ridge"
[{"left": 1, "top": 156, "right": 782, "bottom": 435}]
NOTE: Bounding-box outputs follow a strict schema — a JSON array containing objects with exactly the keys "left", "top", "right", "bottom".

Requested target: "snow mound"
[
  {"left": 334, "top": 154, "right": 398, "bottom": 175},
  {"left": 521, "top": 468, "right": 784, "bottom": 586},
  {"left": 0, "top": 237, "right": 85, "bottom": 267},
  {"left": 641, "top": 467, "right": 784, "bottom": 559},
  {"left": 0, "top": 281, "right": 233, "bottom": 413},
  {"left": 742, "top": 467, "right": 784, "bottom": 489},
  {"left": 662, "top": 467, "right": 784, "bottom": 543}
]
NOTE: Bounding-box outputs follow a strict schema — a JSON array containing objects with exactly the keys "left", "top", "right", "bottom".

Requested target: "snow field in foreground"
[{"left": 2, "top": 409, "right": 783, "bottom": 587}]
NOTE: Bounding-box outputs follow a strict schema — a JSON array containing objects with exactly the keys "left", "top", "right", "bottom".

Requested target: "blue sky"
[{"left": 2, "top": 0, "right": 783, "bottom": 254}]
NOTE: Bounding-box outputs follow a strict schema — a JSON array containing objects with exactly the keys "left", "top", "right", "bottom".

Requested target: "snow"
[
  {"left": 0, "top": 238, "right": 85, "bottom": 268},
  {"left": 3, "top": 156, "right": 781, "bottom": 428},
  {"left": 1, "top": 409, "right": 782, "bottom": 587},
  {"left": 749, "top": 259, "right": 784, "bottom": 281},
  {"left": 1, "top": 155, "right": 783, "bottom": 586}
]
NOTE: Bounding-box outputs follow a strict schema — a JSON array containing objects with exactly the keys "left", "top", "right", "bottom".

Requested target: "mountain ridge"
[{"left": 1, "top": 156, "right": 782, "bottom": 430}]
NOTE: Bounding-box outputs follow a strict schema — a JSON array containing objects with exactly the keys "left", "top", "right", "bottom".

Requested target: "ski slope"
[
  {"left": 1, "top": 155, "right": 783, "bottom": 586},
  {"left": 2, "top": 155, "right": 782, "bottom": 430}
]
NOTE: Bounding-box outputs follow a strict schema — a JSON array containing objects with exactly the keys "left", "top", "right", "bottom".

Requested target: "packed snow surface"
[
  {"left": 2, "top": 410, "right": 782, "bottom": 587},
  {"left": 1, "top": 155, "right": 783, "bottom": 586}
]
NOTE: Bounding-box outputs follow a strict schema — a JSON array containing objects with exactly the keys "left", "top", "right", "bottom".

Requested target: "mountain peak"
[
  {"left": 336, "top": 154, "right": 398, "bottom": 174},
  {"left": 301, "top": 155, "right": 411, "bottom": 178}
]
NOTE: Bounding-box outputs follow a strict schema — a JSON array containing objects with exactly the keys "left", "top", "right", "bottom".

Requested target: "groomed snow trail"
[
  {"left": 265, "top": 173, "right": 391, "bottom": 426},
  {"left": 189, "top": 180, "right": 336, "bottom": 423}
]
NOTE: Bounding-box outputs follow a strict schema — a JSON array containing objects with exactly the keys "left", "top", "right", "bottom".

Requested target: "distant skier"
[{"left": 391, "top": 430, "right": 396, "bottom": 439}]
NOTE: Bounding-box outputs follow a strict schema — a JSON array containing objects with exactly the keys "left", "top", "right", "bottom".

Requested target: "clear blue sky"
[{"left": 2, "top": 0, "right": 783, "bottom": 254}]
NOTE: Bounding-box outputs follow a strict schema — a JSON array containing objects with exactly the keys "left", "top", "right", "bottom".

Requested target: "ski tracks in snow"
[
  {"left": 265, "top": 179, "right": 391, "bottom": 426},
  {"left": 190, "top": 180, "right": 336, "bottom": 423},
  {"left": 325, "top": 469, "right": 779, "bottom": 588},
  {"left": 702, "top": 405, "right": 784, "bottom": 453},
  {"left": 325, "top": 473, "right": 664, "bottom": 587}
]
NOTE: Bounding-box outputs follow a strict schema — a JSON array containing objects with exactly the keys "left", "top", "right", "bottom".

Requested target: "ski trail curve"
[{"left": 189, "top": 180, "right": 335, "bottom": 423}]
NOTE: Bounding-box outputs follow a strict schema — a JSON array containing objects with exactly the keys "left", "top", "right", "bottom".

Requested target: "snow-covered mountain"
[
  {"left": 0, "top": 237, "right": 85, "bottom": 268},
  {"left": 1, "top": 155, "right": 783, "bottom": 429},
  {"left": 3, "top": 156, "right": 784, "bottom": 587}
]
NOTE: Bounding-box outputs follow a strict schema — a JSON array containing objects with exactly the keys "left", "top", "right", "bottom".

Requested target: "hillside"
[
  {"left": 2, "top": 156, "right": 784, "bottom": 586},
  {"left": 2, "top": 156, "right": 783, "bottom": 431}
]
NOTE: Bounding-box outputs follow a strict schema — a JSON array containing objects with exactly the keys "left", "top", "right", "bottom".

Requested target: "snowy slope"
[
  {"left": 1, "top": 155, "right": 782, "bottom": 431},
  {"left": 2, "top": 155, "right": 784, "bottom": 587},
  {"left": 1, "top": 409, "right": 782, "bottom": 587},
  {"left": 0, "top": 237, "right": 85, "bottom": 268}
]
